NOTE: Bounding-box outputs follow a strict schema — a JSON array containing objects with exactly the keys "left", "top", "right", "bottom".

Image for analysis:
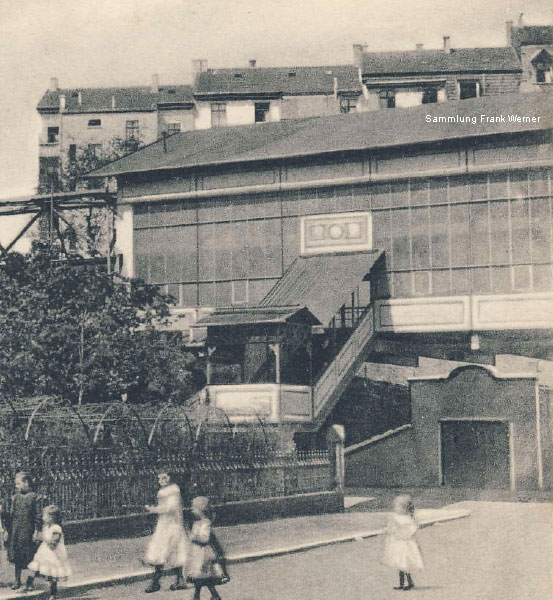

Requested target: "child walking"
[
  {"left": 187, "top": 496, "right": 229, "bottom": 600},
  {"left": 24, "top": 505, "right": 71, "bottom": 600},
  {"left": 144, "top": 470, "right": 190, "bottom": 593},
  {"left": 6, "top": 472, "right": 40, "bottom": 590},
  {"left": 382, "top": 495, "right": 424, "bottom": 591}
]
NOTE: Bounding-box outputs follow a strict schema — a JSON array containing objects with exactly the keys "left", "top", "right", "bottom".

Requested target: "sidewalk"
[{"left": 0, "top": 499, "right": 470, "bottom": 599}]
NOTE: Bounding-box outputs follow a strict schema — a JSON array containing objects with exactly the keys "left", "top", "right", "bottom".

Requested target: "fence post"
[{"left": 327, "top": 424, "right": 346, "bottom": 491}]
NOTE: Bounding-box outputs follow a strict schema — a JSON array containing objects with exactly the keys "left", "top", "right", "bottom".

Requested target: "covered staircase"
[{"left": 193, "top": 250, "right": 384, "bottom": 435}]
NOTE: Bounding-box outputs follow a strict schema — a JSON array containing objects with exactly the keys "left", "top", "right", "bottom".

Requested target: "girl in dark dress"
[{"left": 6, "top": 472, "right": 40, "bottom": 590}]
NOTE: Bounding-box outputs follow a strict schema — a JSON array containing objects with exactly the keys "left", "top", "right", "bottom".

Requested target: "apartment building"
[
  {"left": 36, "top": 76, "right": 195, "bottom": 191},
  {"left": 193, "top": 61, "right": 365, "bottom": 129},
  {"left": 353, "top": 37, "right": 522, "bottom": 110}
]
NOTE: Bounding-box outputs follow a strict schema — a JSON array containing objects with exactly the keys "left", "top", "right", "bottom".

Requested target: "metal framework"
[{"left": 0, "top": 189, "right": 117, "bottom": 263}]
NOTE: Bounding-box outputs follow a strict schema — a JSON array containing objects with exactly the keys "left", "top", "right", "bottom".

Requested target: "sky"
[{"left": 0, "top": 0, "right": 551, "bottom": 248}]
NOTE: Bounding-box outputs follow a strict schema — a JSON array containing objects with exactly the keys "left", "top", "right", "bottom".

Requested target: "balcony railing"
[{"left": 206, "top": 383, "right": 312, "bottom": 424}]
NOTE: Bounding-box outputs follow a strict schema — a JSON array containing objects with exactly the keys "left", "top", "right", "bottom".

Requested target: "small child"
[
  {"left": 187, "top": 496, "right": 230, "bottom": 600},
  {"left": 382, "top": 495, "right": 424, "bottom": 591},
  {"left": 144, "top": 470, "right": 190, "bottom": 593},
  {"left": 24, "top": 505, "right": 71, "bottom": 600},
  {"left": 6, "top": 472, "right": 40, "bottom": 590}
]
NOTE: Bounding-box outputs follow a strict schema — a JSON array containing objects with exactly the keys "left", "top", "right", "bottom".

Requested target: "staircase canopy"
[
  {"left": 195, "top": 305, "right": 320, "bottom": 328},
  {"left": 260, "top": 250, "right": 383, "bottom": 326}
]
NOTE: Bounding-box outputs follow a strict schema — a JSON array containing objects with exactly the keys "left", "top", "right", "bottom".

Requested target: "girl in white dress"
[
  {"left": 144, "top": 471, "right": 190, "bottom": 593},
  {"left": 24, "top": 505, "right": 71, "bottom": 600},
  {"left": 186, "top": 496, "right": 229, "bottom": 600},
  {"left": 382, "top": 495, "right": 424, "bottom": 591}
]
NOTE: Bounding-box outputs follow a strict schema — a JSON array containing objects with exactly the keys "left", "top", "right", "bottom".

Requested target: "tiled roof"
[
  {"left": 260, "top": 251, "right": 383, "bottom": 326},
  {"left": 361, "top": 47, "right": 521, "bottom": 76},
  {"left": 91, "top": 91, "right": 551, "bottom": 178},
  {"left": 512, "top": 25, "right": 553, "bottom": 48},
  {"left": 37, "top": 85, "right": 195, "bottom": 113},
  {"left": 194, "top": 65, "right": 361, "bottom": 96}
]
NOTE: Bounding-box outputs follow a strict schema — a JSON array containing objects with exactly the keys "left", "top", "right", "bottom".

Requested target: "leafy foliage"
[
  {"left": 0, "top": 244, "right": 204, "bottom": 405},
  {"left": 37, "top": 137, "right": 141, "bottom": 258}
]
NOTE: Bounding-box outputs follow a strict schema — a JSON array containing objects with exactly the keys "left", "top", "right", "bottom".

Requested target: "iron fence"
[{"left": 0, "top": 445, "right": 332, "bottom": 521}]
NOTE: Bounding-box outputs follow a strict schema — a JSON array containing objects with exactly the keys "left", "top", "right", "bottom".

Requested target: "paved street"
[{"left": 61, "top": 501, "right": 551, "bottom": 600}]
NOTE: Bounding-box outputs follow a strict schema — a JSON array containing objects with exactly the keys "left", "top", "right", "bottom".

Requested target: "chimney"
[
  {"left": 192, "top": 59, "right": 208, "bottom": 75},
  {"left": 416, "top": 43, "right": 424, "bottom": 50},
  {"left": 249, "top": 59, "right": 257, "bottom": 68},
  {"left": 443, "top": 36, "right": 451, "bottom": 54},
  {"left": 506, "top": 20, "right": 514, "bottom": 45},
  {"left": 77, "top": 91, "right": 82, "bottom": 105},
  {"left": 333, "top": 77, "right": 338, "bottom": 98},
  {"left": 111, "top": 95, "right": 116, "bottom": 109},
  {"left": 151, "top": 73, "right": 159, "bottom": 93},
  {"left": 59, "top": 94, "right": 66, "bottom": 111},
  {"left": 518, "top": 12, "right": 524, "bottom": 26},
  {"left": 49, "top": 77, "right": 59, "bottom": 92},
  {"left": 352, "top": 43, "right": 368, "bottom": 68}
]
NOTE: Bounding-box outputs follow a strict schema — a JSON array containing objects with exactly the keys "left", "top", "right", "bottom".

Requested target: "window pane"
[
  {"left": 491, "top": 266, "right": 511, "bottom": 293},
  {"left": 429, "top": 179, "right": 447, "bottom": 204},
  {"left": 199, "top": 283, "right": 215, "bottom": 306},
  {"left": 392, "top": 272, "right": 412, "bottom": 297},
  {"left": 390, "top": 183, "right": 409, "bottom": 207},
  {"left": 470, "top": 267, "right": 491, "bottom": 293},
  {"left": 411, "top": 207, "right": 430, "bottom": 268},
  {"left": 181, "top": 284, "right": 198, "bottom": 306},
  {"left": 198, "top": 224, "right": 216, "bottom": 281},
  {"left": 509, "top": 172, "right": 528, "bottom": 198},
  {"left": 488, "top": 173, "right": 508, "bottom": 199},
  {"left": 469, "top": 174, "right": 488, "bottom": 201},
  {"left": 430, "top": 205, "right": 450, "bottom": 267},
  {"left": 528, "top": 168, "right": 550, "bottom": 196},
  {"left": 530, "top": 197, "right": 552, "bottom": 262},
  {"left": 432, "top": 270, "right": 451, "bottom": 295},
  {"left": 470, "top": 203, "right": 490, "bottom": 266},
  {"left": 391, "top": 209, "right": 411, "bottom": 269},
  {"left": 410, "top": 180, "right": 429, "bottom": 206},
  {"left": 533, "top": 264, "right": 552, "bottom": 292},
  {"left": 372, "top": 211, "right": 392, "bottom": 255},
  {"left": 371, "top": 183, "right": 391, "bottom": 209},
  {"left": 215, "top": 281, "right": 232, "bottom": 306},
  {"left": 489, "top": 202, "right": 510, "bottom": 264},
  {"left": 282, "top": 217, "right": 300, "bottom": 269},
  {"left": 451, "top": 268, "right": 470, "bottom": 294},
  {"left": 449, "top": 205, "right": 470, "bottom": 267},
  {"left": 512, "top": 265, "right": 531, "bottom": 291},
  {"left": 510, "top": 199, "right": 531, "bottom": 264},
  {"left": 413, "top": 271, "right": 430, "bottom": 295},
  {"left": 449, "top": 176, "right": 469, "bottom": 203}
]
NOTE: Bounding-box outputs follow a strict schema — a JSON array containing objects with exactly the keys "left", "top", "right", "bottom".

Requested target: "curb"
[{"left": 3, "top": 510, "right": 470, "bottom": 599}]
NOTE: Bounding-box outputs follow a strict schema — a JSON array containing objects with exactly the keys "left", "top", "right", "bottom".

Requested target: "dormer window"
[
  {"left": 531, "top": 49, "right": 553, "bottom": 84},
  {"left": 234, "top": 73, "right": 244, "bottom": 79},
  {"left": 167, "top": 88, "right": 176, "bottom": 94},
  {"left": 288, "top": 72, "right": 297, "bottom": 77}
]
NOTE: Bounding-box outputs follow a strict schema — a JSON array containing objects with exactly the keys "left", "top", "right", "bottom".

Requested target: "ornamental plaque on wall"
[{"left": 300, "top": 211, "right": 372, "bottom": 255}]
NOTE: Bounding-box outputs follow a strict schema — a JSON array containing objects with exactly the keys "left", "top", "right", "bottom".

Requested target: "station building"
[{"left": 94, "top": 91, "right": 552, "bottom": 490}]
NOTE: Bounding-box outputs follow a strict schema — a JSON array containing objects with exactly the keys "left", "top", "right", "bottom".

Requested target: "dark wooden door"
[{"left": 441, "top": 420, "right": 510, "bottom": 489}]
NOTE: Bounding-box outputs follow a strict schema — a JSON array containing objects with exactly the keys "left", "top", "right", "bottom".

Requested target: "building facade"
[
  {"left": 37, "top": 76, "right": 195, "bottom": 191},
  {"left": 354, "top": 38, "right": 522, "bottom": 110},
  {"left": 193, "top": 62, "right": 365, "bottom": 129}
]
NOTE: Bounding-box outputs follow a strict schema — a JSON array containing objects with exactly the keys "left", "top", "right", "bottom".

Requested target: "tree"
[
  {"left": 36, "top": 137, "right": 142, "bottom": 258},
  {"left": 0, "top": 243, "right": 204, "bottom": 405}
]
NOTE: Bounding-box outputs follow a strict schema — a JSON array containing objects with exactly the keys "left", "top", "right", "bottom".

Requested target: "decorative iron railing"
[{"left": 0, "top": 446, "right": 332, "bottom": 521}]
